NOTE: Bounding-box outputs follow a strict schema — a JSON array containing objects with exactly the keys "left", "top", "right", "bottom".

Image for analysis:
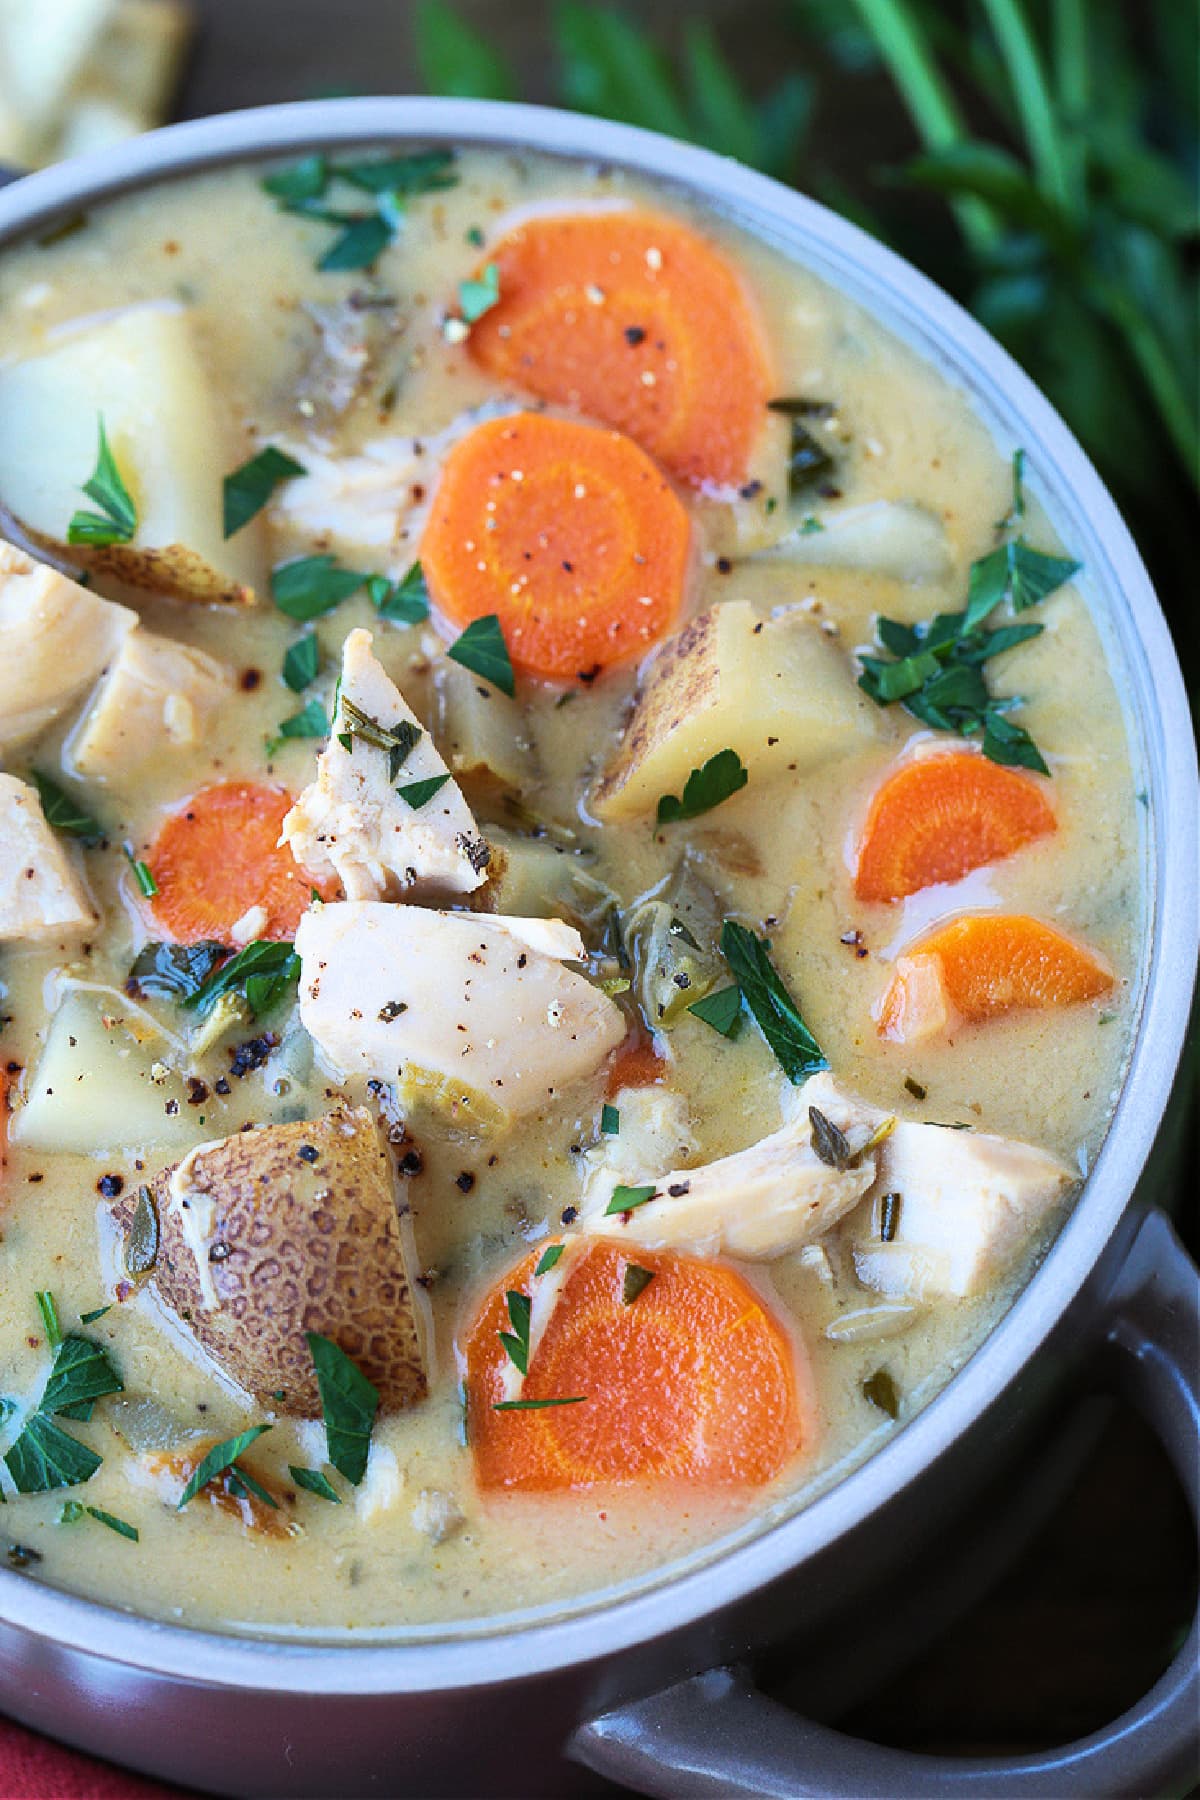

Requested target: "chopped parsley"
[
  {"left": 534, "top": 1244, "right": 565, "bottom": 1276},
  {"left": 66, "top": 415, "right": 137, "bottom": 547},
  {"left": 719, "top": 921, "right": 827, "bottom": 1084},
  {"left": 266, "top": 699, "right": 329, "bottom": 756},
  {"left": 262, "top": 148, "right": 457, "bottom": 271},
  {"left": 338, "top": 699, "right": 422, "bottom": 780},
  {"left": 600, "top": 1103, "right": 620, "bottom": 1136},
  {"left": 59, "top": 1502, "right": 138, "bottom": 1542},
  {"left": 808, "top": 1105, "right": 853, "bottom": 1170},
  {"left": 306, "top": 1332, "right": 379, "bottom": 1486},
  {"left": 272, "top": 554, "right": 368, "bottom": 621},
  {"left": 35, "top": 1291, "right": 61, "bottom": 1348},
  {"left": 223, "top": 446, "right": 306, "bottom": 538},
  {"left": 604, "top": 1183, "right": 658, "bottom": 1217},
  {"left": 30, "top": 771, "right": 102, "bottom": 842},
  {"left": 122, "top": 844, "right": 159, "bottom": 898},
  {"left": 397, "top": 773, "right": 451, "bottom": 810},
  {"left": 288, "top": 1465, "right": 342, "bottom": 1503},
  {"left": 446, "top": 613, "right": 515, "bottom": 697},
  {"left": 368, "top": 562, "right": 431, "bottom": 626},
  {"left": 686, "top": 984, "right": 743, "bottom": 1039},
  {"left": 183, "top": 939, "right": 300, "bottom": 1020},
  {"left": 498, "top": 1290, "right": 532, "bottom": 1375},
  {"left": 457, "top": 261, "right": 500, "bottom": 324},
  {"left": 5, "top": 1416, "right": 101, "bottom": 1493},
  {"left": 4, "top": 1322, "right": 123, "bottom": 1494},
  {"left": 493, "top": 1396, "right": 586, "bottom": 1411},
  {"left": 622, "top": 1265, "right": 655, "bottom": 1305},
  {"left": 656, "top": 748, "right": 748, "bottom": 825},
  {"left": 177, "top": 1425, "right": 272, "bottom": 1508},
  {"left": 282, "top": 633, "right": 321, "bottom": 693}
]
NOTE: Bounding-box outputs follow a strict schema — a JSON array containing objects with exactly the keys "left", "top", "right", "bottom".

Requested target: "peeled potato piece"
[
  {"left": 0, "top": 539, "right": 135, "bottom": 751},
  {"left": 0, "top": 303, "right": 261, "bottom": 604},
  {"left": 131, "top": 1107, "right": 428, "bottom": 1416},
  {"left": 69, "top": 627, "right": 233, "bottom": 785},
  {"left": 0, "top": 775, "right": 97, "bottom": 941},
  {"left": 592, "top": 599, "right": 879, "bottom": 822}
]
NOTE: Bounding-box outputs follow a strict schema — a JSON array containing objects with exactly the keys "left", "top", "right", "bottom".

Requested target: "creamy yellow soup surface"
[{"left": 0, "top": 147, "right": 1140, "bottom": 1637}]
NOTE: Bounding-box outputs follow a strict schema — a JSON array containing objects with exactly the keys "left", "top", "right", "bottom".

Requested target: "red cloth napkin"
[{"left": 0, "top": 1716, "right": 193, "bottom": 1799}]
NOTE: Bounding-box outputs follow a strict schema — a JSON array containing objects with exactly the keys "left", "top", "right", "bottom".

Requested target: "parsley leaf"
[
  {"left": 622, "top": 1265, "right": 655, "bottom": 1304},
  {"left": 319, "top": 212, "right": 393, "bottom": 272},
  {"left": 184, "top": 940, "right": 300, "bottom": 1020},
  {"left": 266, "top": 699, "right": 329, "bottom": 755},
  {"left": 41, "top": 1335, "right": 123, "bottom": 1418},
  {"left": 272, "top": 554, "right": 368, "bottom": 621},
  {"left": 492, "top": 1396, "right": 586, "bottom": 1411},
  {"left": 283, "top": 633, "right": 321, "bottom": 693},
  {"left": 66, "top": 416, "right": 137, "bottom": 547},
  {"left": 79, "top": 1505, "right": 139, "bottom": 1541},
  {"left": 720, "top": 921, "right": 827, "bottom": 1084},
  {"left": 499, "top": 1290, "right": 532, "bottom": 1375},
  {"left": 177, "top": 1425, "right": 273, "bottom": 1508},
  {"left": 600, "top": 1103, "right": 620, "bottom": 1135},
  {"left": 339, "top": 700, "right": 422, "bottom": 780},
  {"left": 534, "top": 1244, "right": 564, "bottom": 1276},
  {"left": 5, "top": 1414, "right": 101, "bottom": 1493},
  {"left": 223, "top": 446, "right": 306, "bottom": 539},
  {"left": 367, "top": 563, "right": 431, "bottom": 625},
  {"left": 446, "top": 613, "right": 515, "bottom": 697},
  {"left": 263, "top": 150, "right": 457, "bottom": 272},
  {"left": 965, "top": 539, "right": 1080, "bottom": 628},
  {"left": 397, "top": 773, "right": 450, "bottom": 810},
  {"left": 306, "top": 1333, "right": 379, "bottom": 1486},
  {"left": 604, "top": 1183, "right": 659, "bottom": 1217},
  {"left": 35, "top": 1291, "right": 61, "bottom": 1348},
  {"left": 687, "top": 983, "right": 743, "bottom": 1038},
  {"left": 122, "top": 844, "right": 158, "bottom": 897},
  {"left": 458, "top": 261, "right": 500, "bottom": 323},
  {"left": 261, "top": 155, "right": 327, "bottom": 202},
  {"left": 288, "top": 1465, "right": 342, "bottom": 1503},
  {"left": 656, "top": 748, "right": 748, "bottom": 824},
  {"left": 30, "top": 771, "right": 102, "bottom": 842},
  {"left": 336, "top": 150, "right": 458, "bottom": 195}
]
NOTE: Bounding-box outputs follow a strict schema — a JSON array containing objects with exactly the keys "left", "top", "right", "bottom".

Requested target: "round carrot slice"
[
  {"left": 145, "top": 781, "right": 328, "bottom": 945},
  {"left": 467, "top": 210, "right": 773, "bottom": 488},
  {"left": 421, "top": 411, "right": 690, "bottom": 682},
  {"left": 877, "top": 913, "right": 1114, "bottom": 1042},
  {"left": 465, "top": 1241, "right": 804, "bottom": 1491},
  {"left": 854, "top": 751, "right": 1057, "bottom": 904}
]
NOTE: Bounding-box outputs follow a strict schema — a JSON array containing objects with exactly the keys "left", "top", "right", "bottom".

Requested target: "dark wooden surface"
[{"left": 172, "top": 0, "right": 1198, "bottom": 1769}]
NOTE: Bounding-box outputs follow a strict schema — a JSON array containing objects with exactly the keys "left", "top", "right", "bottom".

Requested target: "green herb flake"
[
  {"left": 808, "top": 1105, "right": 853, "bottom": 1170},
  {"left": 30, "top": 772, "right": 102, "bottom": 842},
  {"left": 83, "top": 1506, "right": 139, "bottom": 1541},
  {"left": 498, "top": 1289, "right": 532, "bottom": 1376},
  {"left": 368, "top": 562, "right": 431, "bottom": 625},
  {"left": 261, "top": 154, "right": 328, "bottom": 203},
  {"left": 622, "top": 1264, "right": 655, "bottom": 1305},
  {"left": 339, "top": 699, "right": 422, "bottom": 779},
  {"left": 78, "top": 1306, "right": 111, "bottom": 1326},
  {"left": 686, "top": 983, "right": 743, "bottom": 1039},
  {"left": 124, "top": 1186, "right": 160, "bottom": 1279},
  {"left": 266, "top": 700, "right": 330, "bottom": 756},
  {"left": 604, "top": 1183, "right": 658, "bottom": 1217},
  {"left": 656, "top": 748, "right": 748, "bottom": 825},
  {"left": 272, "top": 554, "right": 368, "bottom": 621},
  {"left": 446, "top": 613, "right": 515, "bottom": 697},
  {"left": 66, "top": 415, "right": 137, "bottom": 547},
  {"left": 534, "top": 1244, "right": 565, "bottom": 1277},
  {"left": 282, "top": 633, "right": 321, "bottom": 694},
  {"left": 58, "top": 1500, "right": 86, "bottom": 1524},
  {"left": 306, "top": 1333, "right": 379, "bottom": 1487},
  {"left": 126, "top": 940, "right": 225, "bottom": 1002},
  {"left": 457, "top": 260, "right": 500, "bottom": 323},
  {"left": 177, "top": 1425, "right": 272, "bottom": 1509},
  {"left": 720, "top": 921, "right": 827, "bottom": 1084},
  {"left": 600, "top": 1103, "right": 620, "bottom": 1136},
  {"left": 42, "top": 1334, "right": 123, "bottom": 1419},
  {"left": 35, "top": 1291, "right": 61, "bottom": 1349},
  {"left": 492, "top": 1396, "right": 587, "bottom": 1412},
  {"left": 223, "top": 446, "right": 306, "bottom": 539},
  {"left": 5, "top": 1412, "right": 102, "bottom": 1494},
  {"left": 288, "top": 1464, "right": 342, "bottom": 1503},
  {"left": 184, "top": 939, "right": 299, "bottom": 1020},
  {"left": 397, "top": 773, "right": 451, "bottom": 811},
  {"left": 122, "top": 845, "right": 159, "bottom": 898}
]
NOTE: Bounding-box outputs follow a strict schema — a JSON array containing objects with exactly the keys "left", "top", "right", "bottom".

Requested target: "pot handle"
[{"left": 571, "top": 1209, "right": 1200, "bottom": 1798}]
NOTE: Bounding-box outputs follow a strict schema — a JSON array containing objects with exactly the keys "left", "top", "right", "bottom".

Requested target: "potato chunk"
[
  {"left": 0, "top": 775, "right": 96, "bottom": 941},
  {"left": 131, "top": 1107, "right": 428, "bottom": 1416},
  {"left": 0, "top": 539, "right": 135, "bottom": 750},
  {"left": 68, "top": 628, "right": 232, "bottom": 784},
  {"left": 296, "top": 901, "right": 625, "bottom": 1122},
  {"left": 282, "top": 627, "right": 489, "bottom": 902},
  {"left": 434, "top": 658, "right": 537, "bottom": 797},
  {"left": 0, "top": 303, "right": 261, "bottom": 604},
  {"left": 592, "top": 599, "right": 879, "bottom": 820}
]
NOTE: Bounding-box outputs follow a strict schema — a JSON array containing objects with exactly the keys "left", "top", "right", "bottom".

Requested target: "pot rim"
[{"left": 0, "top": 96, "right": 1194, "bottom": 1696}]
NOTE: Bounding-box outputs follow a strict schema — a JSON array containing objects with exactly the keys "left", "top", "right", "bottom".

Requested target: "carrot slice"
[
  {"left": 421, "top": 411, "right": 690, "bottom": 681},
  {"left": 605, "top": 1033, "right": 667, "bottom": 1098},
  {"left": 877, "top": 913, "right": 1114, "bottom": 1042},
  {"left": 854, "top": 752, "right": 1057, "bottom": 904},
  {"left": 467, "top": 210, "right": 773, "bottom": 488},
  {"left": 145, "top": 781, "right": 330, "bottom": 946},
  {"left": 465, "top": 1241, "right": 804, "bottom": 1491}
]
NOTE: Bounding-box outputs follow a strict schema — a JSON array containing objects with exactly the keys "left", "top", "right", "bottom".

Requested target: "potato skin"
[{"left": 124, "top": 1108, "right": 427, "bottom": 1415}]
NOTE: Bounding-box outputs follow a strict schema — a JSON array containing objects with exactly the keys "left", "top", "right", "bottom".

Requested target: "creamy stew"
[{"left": 0, "top": 145, "right": 1140, "bottom": 1637}]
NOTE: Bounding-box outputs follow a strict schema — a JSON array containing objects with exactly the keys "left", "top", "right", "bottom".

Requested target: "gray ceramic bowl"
[{"left": 0, "top": 99, "right": 1196, "bottom": 1800}]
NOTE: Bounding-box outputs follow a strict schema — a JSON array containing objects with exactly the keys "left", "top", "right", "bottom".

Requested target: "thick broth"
[{"left": 0, "top": 148, "right": 1138, "bottom": 1635}]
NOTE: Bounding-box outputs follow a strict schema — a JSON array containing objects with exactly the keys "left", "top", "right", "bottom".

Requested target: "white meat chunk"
[
  {"left": 270, "top": 435, "right": 424, "bottom": 559},
  {"left": 579, "top": 1071, "right": 883, "bottom": 1259},
  {"left": 0, "top": 774, "right": 96, "bottom": 940},
  {"left": 68, "top": 627, "right": 232, "bottom": 783},
  {"left": 579, "top": 1084, "right": 696, "bottom": 1208},
  {"left": 592, "top": 599, "right": 879, "bottom": 821},
  {"left": 282, "top": 628, "right": 489, "bottom": 902},
  {"left": 0, "top": 539, "right": 135, "bottom": 750},
  {"left": 851, "top": 1120, "right": 1076, "bottom": 1300},
  {"left": 295, "top": 901, "right": 625, "bottom": 1122}
]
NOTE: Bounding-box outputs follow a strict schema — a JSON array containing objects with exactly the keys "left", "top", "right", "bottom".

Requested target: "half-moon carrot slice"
[
  {"left": 421, "top": 411, "right": 690, "bottom": 682},
  {"left": 854, "top": 751, "right": 1057, "bottom": 904},
  {"left": 877, "top": 913, "right": 1114, "bottom": 1043},
  {"left": 465, "top": 1241, "right": 804, "bottom": 1491},
  {"left": 144, "top": 781, "right": 332, "bottom": 945},
  {"left": 466, "top": 210, "right": 773, "bottom": 488}
]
